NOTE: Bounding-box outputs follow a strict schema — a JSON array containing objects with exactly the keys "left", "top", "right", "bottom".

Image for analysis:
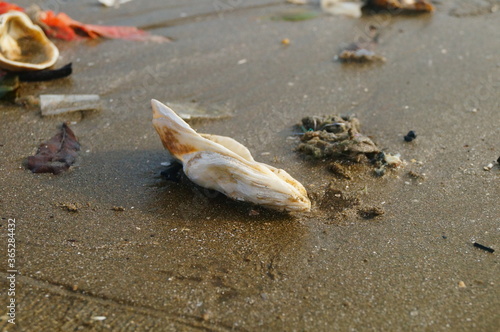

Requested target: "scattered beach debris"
[
  {"left": 296, "top": 0, "right": 434, "bottom": 17},
  {"left": 372, "top": 151, "right": 402, "bottom": 176},
  {"left": 99, "top": 0, "right": 133, "bottom": 7},
  {"left": 366, "top": 0, "right": 434, "bottom": 12},
  {"left": 358, "top": 206, "right": 385, "bottom": 219},
  {"left": 111, "top": 206, "right": 125, "bottom": 211},
  {"left": 483, "top": 163, "right": 494, "bottom": 171},
  {"left": 18, "top": 63, "right": 72, "bottom": 82},
  {"left": 321, "top": 0, "right": 363, "bottom": 18},
  {"left": 404, "top": 130, "right": 417, "bottom": 142},
  {"left": 1, "top": 64, "right": 71, "bottom": 101},
  {"left": 59, "top": 202, "right": 79, "bottom": 212},
  {"left": 0, "top": 11, "right": 59, "bottom": 71},
  {"left": 40, "top": 94, "right": 101, "bottom": 116},
  {"left": 152, "top": 99, "right": 311, "bottom": 212},
  {"left": 0, "top": 2, "right": 168, "bottom": 42},
  {"left": 165, "top": 102, "right": 232, "bottom": 121},
  {"left": 473, "top": 242, "right": 494, "bottom": 253},
  {"left": 281, "top": 38, "right": 291, "bottom": 45},
  {"left": 27, "top": 123, "right": 80, "bottom": 174},
  {"left": 338, "top": 27, "right": 385, "bottom": 63},
  {"left": 458, "top": 281, "right": 466, "bottom": 288},
  {"left": 297, "top": 115, "right": 402, "bottom": 176}
]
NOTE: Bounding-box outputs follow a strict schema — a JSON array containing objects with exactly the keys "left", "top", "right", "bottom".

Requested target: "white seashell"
[
  {"left": 0, "top": 11, "right": 59, "bottom": 71},
  {"left": 152, "top": 99, "right": 311, "bottom": 212}
]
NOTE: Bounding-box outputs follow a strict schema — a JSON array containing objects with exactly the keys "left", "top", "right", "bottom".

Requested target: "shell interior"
[{"left": 0, "top": 11, "right": 59, "bottom": 71}]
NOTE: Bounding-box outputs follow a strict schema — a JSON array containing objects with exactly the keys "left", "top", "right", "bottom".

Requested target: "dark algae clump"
[
  {"left": 296, "top": 115, "right": 402, "bottom": 175},
  {"left": 297, "top": 115, "right": 380, "bottom": 161}
]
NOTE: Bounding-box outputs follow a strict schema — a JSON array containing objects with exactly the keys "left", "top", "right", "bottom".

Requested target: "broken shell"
[
  {"left": 0, "top": 11, "right": 59, "bottom": 71},
  {"left": 152, "top": 99, "right": 311, "bottom": 212}
]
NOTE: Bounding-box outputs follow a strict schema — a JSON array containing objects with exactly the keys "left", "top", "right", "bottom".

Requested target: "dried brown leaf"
[{"left": 27, "top": 123, "right": 80, "bottom": 174}]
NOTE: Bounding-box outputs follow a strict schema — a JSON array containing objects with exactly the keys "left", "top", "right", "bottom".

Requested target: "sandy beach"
[{"left": 1, "top": 0, "right": 499, "bottom": 330}]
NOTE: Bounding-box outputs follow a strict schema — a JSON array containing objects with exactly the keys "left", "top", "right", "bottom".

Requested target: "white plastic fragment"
[
  {"left": 40, "top": 94, "right": 102, "bottom": 116},
  {"left": 98, "top": 0, "right": 133, "bottom": 7},
  {"left": 320, "top": 0, "right": 363, "bottom": 18}
]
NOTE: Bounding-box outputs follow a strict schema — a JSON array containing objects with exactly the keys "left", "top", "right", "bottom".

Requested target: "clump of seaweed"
[
  {"left": 296, "top": 115, "right": 402, "bottom": 174},
  {"left": 298, "top": 115, "right": 379, "bottom": 160}
]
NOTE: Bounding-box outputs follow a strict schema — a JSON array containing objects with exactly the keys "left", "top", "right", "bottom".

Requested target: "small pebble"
[
  {"left": 91, "top": 316, "right": 107, "bottom": 321},
  {"left": 61, "top": 203, "right": 78, "bottom": 212},
  {"left": 249, "top": 209, "right": 260, "bottom": 216},
  {"left": 281, "top": 38, "right": 290, "bottom": 45},
  {"left": 458, "top": 281, "right": 466, "bottom": 288}
]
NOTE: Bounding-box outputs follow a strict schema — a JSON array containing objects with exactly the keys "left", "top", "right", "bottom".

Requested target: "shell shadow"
[{"left": 44, "top": 149, "right": 297, "bottom": 223}]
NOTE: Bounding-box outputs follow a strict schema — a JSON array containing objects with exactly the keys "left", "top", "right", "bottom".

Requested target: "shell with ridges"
[{"left": 152, "top": 99, "right": 311, "bottom": 212}]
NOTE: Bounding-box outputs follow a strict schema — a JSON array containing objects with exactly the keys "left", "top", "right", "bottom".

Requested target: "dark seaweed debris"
[
  {"left": 473, "top": 242, "right": 495, "bottom": 253},
  {"left": 297, "top": 115, "right": 403, "bottom": 175},
  {"left": 404, "top": 130, "right": 417, "bottom": 142},
  {"left": 298, "top": 115, "right": 380, "bottom": 160},
  {"left": 160, "top": 162, "right": 183, "bottom": 183},
  {"left": 27, "top": 123, "right": 80, "bottom": 174},
  {"left": 18, "top": 63, "right": 72, "bottom": 82}
]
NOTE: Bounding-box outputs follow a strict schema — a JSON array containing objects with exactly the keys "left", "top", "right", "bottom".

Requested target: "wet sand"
[{"left": 1, "top": 0, "right": 499, "bottom": 331}]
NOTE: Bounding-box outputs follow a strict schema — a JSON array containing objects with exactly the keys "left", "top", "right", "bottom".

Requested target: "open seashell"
[
  {"left": 152, "top": 99, "right": 311, "bottom": 212},
  {"left": 0, "top": 11, "right": 59, "bottom": 71}
]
